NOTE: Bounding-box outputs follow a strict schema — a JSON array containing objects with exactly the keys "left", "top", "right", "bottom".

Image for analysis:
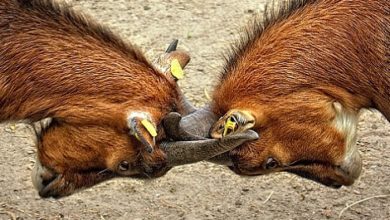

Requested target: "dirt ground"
[{"left": 0, "top": 0, "right": 389, "bottom": 219}]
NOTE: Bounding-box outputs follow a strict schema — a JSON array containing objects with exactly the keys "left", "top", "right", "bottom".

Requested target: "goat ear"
[
  {"left": 127, "top": 112, "right": 157, "bottom": 153},
  {"left": 153, "top": 39, "right": 191, "bottom": 81}
]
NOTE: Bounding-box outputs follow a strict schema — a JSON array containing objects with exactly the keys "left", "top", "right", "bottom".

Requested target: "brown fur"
[
  {"left": 1, "top": 0, "right": 182, "bottom": 196},
  {"left": 212, "top": 0, "right": 389, "bottom": 186},
  {"left": 35, "top": 122, "right": 168, "bottom": 197},
  {"left": 0, "top": 0, "right": 180, "bottom": 127}
]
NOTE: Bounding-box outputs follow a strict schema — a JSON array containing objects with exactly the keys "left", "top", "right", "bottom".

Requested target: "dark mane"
[
  {"left": 222, "top": 0, "right": 318, "bottom": 79},
  {"left": 16, "top": 0, "right": 150, "bottom": 65}
]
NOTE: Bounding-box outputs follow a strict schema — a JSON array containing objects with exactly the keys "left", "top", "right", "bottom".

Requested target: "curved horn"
[
  {"left": 207, "top": 152, "right": 232, "bottom": 166},
  {"left": 161, "top": 130, "right": 259, "bottom": 166},
  {"left": 178, "top": 90, "right": 197, "bottom": 115},
  {"left": 162, "top": 106, "right": 260, "bottom": 166},
  {"left": 163, "top": 105, "right": 218, "bottom": 141},
  {"left": 165, "top": 39, "right": 179, "bottom": 53}
]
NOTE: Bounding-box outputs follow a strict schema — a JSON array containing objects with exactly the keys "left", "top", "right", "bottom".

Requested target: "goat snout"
[
  {"left": 31, "top": 158, "right": 64, "bottom": 198},
  {"left": 139, "top": 160, "right": 170, "bottom": 178},
  {"left": 338, "top": 148, "right": 363, "bottom": 185},
  {"left": 31, "top": 158, "right": 56, "bottom": 193}
]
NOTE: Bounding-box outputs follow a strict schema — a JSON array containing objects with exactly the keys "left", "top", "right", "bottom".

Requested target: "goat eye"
[
  {"left": 265, "top": 157, "right": 279, "bottom": 169},
  {"left": 118, "top": 160, "right": 130, "bottom": 171}
]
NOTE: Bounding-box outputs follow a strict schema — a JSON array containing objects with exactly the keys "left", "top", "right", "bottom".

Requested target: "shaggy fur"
[
  {"left": 1, "top": 0, "right": 182, "bottom": 197},
  {"left": 222, "top": 0, "right": 317, "bottom": 79},
  {"left": 212, "top": 0, "right": 389, "bottom": 186},
  {"left": 15, "top": 0, "right": 148, "bottom": 64}
]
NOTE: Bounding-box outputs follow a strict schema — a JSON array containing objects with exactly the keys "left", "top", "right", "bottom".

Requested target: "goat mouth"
[
  {"left": 288, "top": 159, "right": 335, "bottom": 169},
  {"left": 228, "top": 158, "right": 352, "bottom": 188},
  {"left": 31, "top": 158, "right": 57, "bottom": 195},
  {"left": 132, "top": 168, "right": 170, "bottom": 179},
  {"left": 131, "top": 162, "right": 170, "bottom": 179},
  {"left": 285, "top": 160, "right": 356, "bottom": 187},
  {"left": 228, "top": 164, "right": 272, "bottom": 176},
  {"left": 287, "top": 168, "right": 344, "bottom": 188}
]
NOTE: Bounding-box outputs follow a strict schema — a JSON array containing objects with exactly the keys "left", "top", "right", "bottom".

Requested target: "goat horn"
[
  {"left": 178, "top": 91, "right": 197, "bottom": 115},
  {"left": 161, "top": 130, "right": 259, "bottom": 167},
  {"left": 162, "top": 106, "right": 259, "bottom": 166},
  {"left": 165, "top": 39, "right": 179, "bottom": 53},
  {"left": 163, "top": 105, "right": 218, "bottom": 141},
  {"left": 207, "top": 152, "right": 233, "bottom": 166}
]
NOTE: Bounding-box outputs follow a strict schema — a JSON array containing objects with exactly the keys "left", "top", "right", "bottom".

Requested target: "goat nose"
[
  {"left": 31, "top": 158, "right": 57, "bottom": 192},
  {"left": 141, "top": 162, "right": 168, "bottom": 177},
  {"left": 339, "top": 148, "right": 362, "bottom": 185},
  {"left": 228, "top": 162, "right": 243, "bottom": 174}
]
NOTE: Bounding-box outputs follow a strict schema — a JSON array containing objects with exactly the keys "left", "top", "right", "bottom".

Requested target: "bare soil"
[{"left": 0, "top": 0, "right": 389, "bottom": 219}]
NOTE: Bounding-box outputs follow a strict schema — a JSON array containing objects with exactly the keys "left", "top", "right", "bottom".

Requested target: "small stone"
[
  {"left": 27, "top": 164, "right": 33, "bottom": 170},
  {"left": 10, "top": 124, "right": 16, "bottom": 131},
  {"left": 321, "top": 208, "right": 332, "bottom": 218},
  {"left": 4, "top": 128, "right": 14, "bottom": 133},
  {"left": 143, "top": 5, "right": 151, "bottom": 10}
]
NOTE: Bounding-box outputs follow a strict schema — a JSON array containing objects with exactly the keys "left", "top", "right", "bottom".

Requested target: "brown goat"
[
  {"left": 0, "top": 0, "right": 182, "bottom": 148},
  {"left": 1, "top": 0, "right": 257, "bottom": 197},
  {"left": 166, "top": 0, "right": 389, "bottom": 188}
]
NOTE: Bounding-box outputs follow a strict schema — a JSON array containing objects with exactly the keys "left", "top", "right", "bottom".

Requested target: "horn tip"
[{"left": 165, "top": 39, "right": 179, "bottom": 52}]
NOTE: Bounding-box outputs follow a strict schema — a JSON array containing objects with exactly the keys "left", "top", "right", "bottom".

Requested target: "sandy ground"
[{"left": 0, "top": 0, "right": 389, "bottom": 219}]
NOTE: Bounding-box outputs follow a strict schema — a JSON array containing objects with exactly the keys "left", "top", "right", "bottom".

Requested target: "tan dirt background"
[{"left": 0, "top": 0, "right": 389, "bottom": 219}]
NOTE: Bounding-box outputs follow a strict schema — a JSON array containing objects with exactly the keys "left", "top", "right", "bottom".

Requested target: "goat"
[
  {"left": 165, "top": 0, "right": 389, "bottom": 188},
  {"left": 32, "top": 117, "right": 256, "bottom": 198},
  {"left": 0, "top": 0, "right": 257, "bottom": 197}
]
